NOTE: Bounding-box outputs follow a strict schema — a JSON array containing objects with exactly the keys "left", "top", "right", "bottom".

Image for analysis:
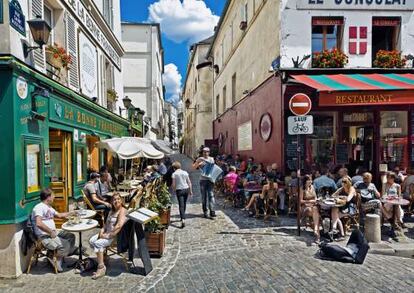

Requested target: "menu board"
[
  {"left": 336, "top": 143, "right": 349, "bottom": 165},
  {"left": 285, "top": 134, "right": 305, "bottom": 171}
]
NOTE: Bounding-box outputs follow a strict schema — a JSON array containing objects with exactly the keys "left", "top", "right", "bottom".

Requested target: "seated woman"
[
  {"left": 244, "top": 177, "right": 278, "bottom": 216},
  {"left": 331, "top": 176, "right": 357, "bottom": 241},
  {"left": 382, "top": 172, "right": 404, "bottom": 230},
  {"left": 89, "top": 193, "right": 127, "bottom": 279},
  {"left": 224, "top": 166, "right": 239, "bottom": 194},
  {"left": 300, "top": 175, "right": 320, "bottom": 243}
]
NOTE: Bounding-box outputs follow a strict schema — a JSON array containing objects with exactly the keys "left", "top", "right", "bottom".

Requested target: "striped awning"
[{"left": 291, "top": 73, "right": 414, "bottom": 92}]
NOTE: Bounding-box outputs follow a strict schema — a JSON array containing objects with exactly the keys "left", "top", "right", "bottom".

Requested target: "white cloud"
[
  {"left": 163, "top": 63, "right": 182, "bottom": 105},
  {"left": 148, "top": 0, "right": 219, "bottom": 44}
]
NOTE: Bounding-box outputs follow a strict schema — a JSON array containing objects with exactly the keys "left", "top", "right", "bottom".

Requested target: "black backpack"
[{"left": 318, "top": 229, "right": 370, "bottom": 264}]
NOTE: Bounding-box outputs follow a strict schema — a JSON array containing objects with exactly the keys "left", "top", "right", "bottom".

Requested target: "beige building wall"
[
  {"left": 183, "top": 43, "right": 213, "bottom": 158},
  {"left": 210, "top": 0, "right": 280, "bottom": 118}
]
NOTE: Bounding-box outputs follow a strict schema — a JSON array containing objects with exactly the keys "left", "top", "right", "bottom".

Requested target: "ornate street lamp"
[
  {"left": 122, "top": 96, "right": 132, "bottom": 109},
  {"left": 23, "top": 16, "right": 51, "bottom": 57}
]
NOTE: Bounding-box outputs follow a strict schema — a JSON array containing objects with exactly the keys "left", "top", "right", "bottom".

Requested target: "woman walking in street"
[{"left": 172, "top": 161, "right": 193, "bottom": 228}]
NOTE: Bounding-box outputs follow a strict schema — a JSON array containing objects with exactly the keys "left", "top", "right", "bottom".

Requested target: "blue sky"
[{"left": 120, "top": 0, "right": 225, "bottom": 104}]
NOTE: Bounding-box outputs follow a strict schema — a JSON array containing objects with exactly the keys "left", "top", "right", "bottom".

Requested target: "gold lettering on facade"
[{"left": 334, "top": 94, "right": 393, "bottom": 104}]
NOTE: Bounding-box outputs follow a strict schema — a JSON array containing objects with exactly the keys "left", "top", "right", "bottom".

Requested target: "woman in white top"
[
  {"left": 89, "top": 193, "right": 126, "bottom": 279},
  {"left": 382, "top": 172, "right": 404, "bottom": 230},
  {"left": 172, "top": 161, "right": 193, "bottom": 228}
]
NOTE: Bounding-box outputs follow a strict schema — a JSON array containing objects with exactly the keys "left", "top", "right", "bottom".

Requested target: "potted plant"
[
  {"left": 144, "top": 218, "right": 166, "bottom": 257},
  {"left": 312, "top": 48, "right": 348, "bottom": 68},
  {"left": 373, "top": 50, "right": 407, "bottom": 68},
  {"left": 107, "top": 88, "right": 118, "bottom": 101},
  {"left": 157, "top": 183, "right": 172, "bottom": 227},
  {"left": 45, "top": 43, "right": 72, "bottom": 69}
]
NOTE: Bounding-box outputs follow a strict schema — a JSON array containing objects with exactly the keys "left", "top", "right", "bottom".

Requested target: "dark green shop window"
[
  {"left": 75, "top": 144, "right": 87, "bottom": 185},
  {"left": 24, "top": 138, "right": 44, "bottom": 199}
]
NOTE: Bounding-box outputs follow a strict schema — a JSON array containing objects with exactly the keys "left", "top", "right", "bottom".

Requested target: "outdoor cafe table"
[
  {"left": 77, "top": 209, "right": 96, "bottom": 219},
  {"left": 318, "top": 198, "right": 346, "bottom": 239},
  {"left": 381, "top": 197, "right": 409, "bottom": 224},
  {"left": 106, "top": 191, "right": 130, "bottom": 198},
  {"left": 62, "top": 219, "right": 99, "bottom": 270}
]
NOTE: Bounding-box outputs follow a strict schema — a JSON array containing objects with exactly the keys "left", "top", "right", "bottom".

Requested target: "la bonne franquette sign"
[{"left": 297, "top": 0, "right": 414, "bottom": 10}]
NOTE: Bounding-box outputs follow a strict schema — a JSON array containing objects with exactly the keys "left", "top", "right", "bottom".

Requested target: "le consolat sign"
[{"left": 297, "top": 0, "right": 414, "bottom": 10}]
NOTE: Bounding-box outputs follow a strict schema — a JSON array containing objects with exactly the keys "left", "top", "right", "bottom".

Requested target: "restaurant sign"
[
  {"left": 319, "top": 91, "right": 414, "bottom": 106},
  {"left": 9, "top": 0, "right": 26, "bottom": 36},
  {"left": 50, "top": 98, "right": 127, "bottom": 137},
  {"left": 63, "top": 0, "right": 121, "bottom": 70},
  {"left": 297, "top": 0, "right": 414, "bottom": 10}
]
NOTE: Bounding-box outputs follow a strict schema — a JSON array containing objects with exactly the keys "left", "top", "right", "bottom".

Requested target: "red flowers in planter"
[
  {"left": 312, "top": 48, "right": 348, "bottom": 68},
  {"left": 46, "top": 43, "right": 72, "bottom": 69},
  {"left": 373, "top": 50, "right": 406, "bottom": 68}
]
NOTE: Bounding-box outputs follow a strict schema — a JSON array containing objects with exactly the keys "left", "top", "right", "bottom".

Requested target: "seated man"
[
  {"left": 95, "top": 171, "right": 110, "bottom": 200},
  {"left": 31, "top": 188, "right": 76, "bottom": 272},
  {"left": 354, "top": 172, "right": 381, "bottom": 216},
  {"left": 84, "top": 172, "right": 111, "bottom": 211}
]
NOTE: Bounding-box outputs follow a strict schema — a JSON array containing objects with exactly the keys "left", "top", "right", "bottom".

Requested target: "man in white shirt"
[
  {"left": 95, "top": 172, "right": 110, "bottom": 199},
  {"left": 31, "top": 188, "right": 76, "bottom": 272},
  {"left": 172, "top": 161, "right": 193, "bottom": 228}
]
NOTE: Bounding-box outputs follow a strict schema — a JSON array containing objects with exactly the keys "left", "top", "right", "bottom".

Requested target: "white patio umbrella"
[{"left": 97, "top": 137, "right": 164, "bottom": 160}]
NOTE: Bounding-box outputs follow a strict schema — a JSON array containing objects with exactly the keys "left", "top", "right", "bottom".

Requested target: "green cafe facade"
[{"left": 0, "top": 56, "right": 131, "bottom": 277}]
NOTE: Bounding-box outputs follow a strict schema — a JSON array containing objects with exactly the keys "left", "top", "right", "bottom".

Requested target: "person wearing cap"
[
  {"left": 83, "top": 172, "right": 111, "bottom": 211},
  {"left": 192, "top": 147, "right": 216, "bottom": 218}
]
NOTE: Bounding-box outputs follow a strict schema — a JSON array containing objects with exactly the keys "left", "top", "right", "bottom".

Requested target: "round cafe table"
[
  {"left": 77, "top": 209, "right": 96, "bottom": 219},
  {"left": 62, "top": 219, "right": 99, "bottom": 270},
  {"left": 381, "top": 197, "right": 409, "bottom": 227},
  {"left": 106, "top": 191, "right": 130, "bottom": 198}
]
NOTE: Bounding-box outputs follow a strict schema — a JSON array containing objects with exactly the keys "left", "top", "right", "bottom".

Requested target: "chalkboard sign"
[
  {"left": 285, "top": 134, "right": 305, "bottom": 171},
  {"left": 336, "top": 143, "right": 349, "bottom": 165}
]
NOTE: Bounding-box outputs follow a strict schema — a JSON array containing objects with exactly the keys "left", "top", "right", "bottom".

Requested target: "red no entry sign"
[{"left": 289, "top": 93, "right": 312, "bottom": 116}]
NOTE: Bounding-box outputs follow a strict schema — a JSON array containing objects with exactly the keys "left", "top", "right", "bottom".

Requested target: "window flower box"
[
  {"left": 45, "top": 43, "right": 72, "bottom": 69},
  {"left": 312, "top": 48, "right": 348, "bottom": 68},
  {"left": 373, "top": 50, "right": 407, "bottom": 69}
]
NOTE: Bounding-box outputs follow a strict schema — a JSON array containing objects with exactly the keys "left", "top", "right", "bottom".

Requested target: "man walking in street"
[{"left": 193, "top": 147, "right": 216, "bottom": 218}]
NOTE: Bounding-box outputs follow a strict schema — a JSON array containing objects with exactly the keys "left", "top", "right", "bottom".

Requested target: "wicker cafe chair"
[
  {"left": 81, "top": 190, "right": 105, "bottom": 226},
  {"left": 104, "top": 237, "right": 129, "bottom": 271},
  {"left": 27, "top": 239, "right": 59, "bottom": 274},
  {"left": 341, "top": 193, "right": 361, "bottom": 234},
  {"left": 288, "top": 185, "right": 298, "bottom": 214},
  {"left": 406, "top": 183, "right": 414, "bottom": 215}
]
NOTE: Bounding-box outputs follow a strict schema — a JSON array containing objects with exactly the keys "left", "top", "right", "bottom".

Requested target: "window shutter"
[
  {"left": 66, "top": 14, "right": 79, "bottom": 89},
  {"left": 31, "top": 0, "right": 45, "bottom": 71}
]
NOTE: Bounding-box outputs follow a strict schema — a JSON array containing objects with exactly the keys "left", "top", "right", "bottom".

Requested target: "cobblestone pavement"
[
  {"left": 148, "top": 154, "right": 414, "bottom": 293},
  {"left": 2, "top": 154, "right": 414, "bottom": 292}
]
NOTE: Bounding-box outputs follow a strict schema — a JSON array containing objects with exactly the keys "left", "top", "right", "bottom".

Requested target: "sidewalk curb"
[{"left": 369, "top": 242, "right": 414, "bottom": 259}]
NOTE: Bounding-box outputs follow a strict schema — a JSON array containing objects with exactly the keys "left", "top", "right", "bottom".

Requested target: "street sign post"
[
  {"left": 288, "top": 93, "right": 313, "bottom": 236},
  {"left": 287, "top": 115, "right": 314, "bottom": 135}
]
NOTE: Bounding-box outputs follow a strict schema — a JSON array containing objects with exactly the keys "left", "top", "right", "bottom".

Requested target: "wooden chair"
[
  {"left": 287, "top": 186, "right": 298, "bottom": 214},
  {"left": 27, "top": 239, "right": 59, "bottom": 274},
  {"left": 406, "top": 183, "right": 414, "bottom": 215},
  {"left": 222, "top": 180, "right": 236, "bottom": 209},
  {"left": 81, "top": 190, "right": 105, "bottom": 226},
  {"left": 264, "top": 193, "right": 278, "bottom": 221},
  {"left": 341, "top": 193, "right": 361, "bottom": 233},
  {"left": 104, "top": 238, "right": 129, "bottom": 271}
]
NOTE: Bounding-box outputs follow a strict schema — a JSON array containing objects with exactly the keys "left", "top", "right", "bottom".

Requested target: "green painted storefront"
[{"left": 0, "top": 56, "right": 130, "bottom": 225}]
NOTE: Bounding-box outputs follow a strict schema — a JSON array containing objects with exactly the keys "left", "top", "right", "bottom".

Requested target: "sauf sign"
[{"left": 297, "top": 0, "right": 414, "bottom": 10}]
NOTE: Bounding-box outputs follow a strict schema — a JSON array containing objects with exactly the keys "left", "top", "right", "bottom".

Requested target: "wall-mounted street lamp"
[
  {"left": 23, "top": 16, "right": 51, "bottom": 58},
  {"left": 185, "top": 99, "right": 196, "bottom": 110}
]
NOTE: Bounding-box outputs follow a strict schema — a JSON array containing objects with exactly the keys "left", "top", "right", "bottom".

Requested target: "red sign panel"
[
  {"left": 289, "top": 93, "right": 312, "bottom": 116},
  {"left": 373, "top": 18, "right": 400, "bottom": 27},
  {"left": 319, "top": 91, "right": 414, "bottom": 107},
  {"left": 312, "top": 17, "right": 344, "bottom": 26}
]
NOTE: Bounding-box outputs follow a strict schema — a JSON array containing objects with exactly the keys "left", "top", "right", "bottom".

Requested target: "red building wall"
[{"left": 213, "top": 76, "right": 284, "bottom": 167}]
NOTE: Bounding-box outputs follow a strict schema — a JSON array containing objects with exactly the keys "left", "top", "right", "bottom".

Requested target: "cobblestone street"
[{"left": 1, "top": 154, "right": 414, "bottom": 292}]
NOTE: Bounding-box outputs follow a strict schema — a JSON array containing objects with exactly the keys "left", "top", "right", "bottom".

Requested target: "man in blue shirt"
[{"left": 313, "top": 168, "right": 337, "bottom": 194}]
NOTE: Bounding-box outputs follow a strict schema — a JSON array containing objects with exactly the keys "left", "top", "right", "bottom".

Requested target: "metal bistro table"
[
  {"left": 381, "top": 197, "right": 409, "bottom": 226},
  {"left": 106, "top": 191, "right": 130, "bottom": 198},
  {"left": 318, "top": 198, "right": 346, "bottom": 241},
  {"left": 62, "top": 218, "right": 99, "bottom": 270}
]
